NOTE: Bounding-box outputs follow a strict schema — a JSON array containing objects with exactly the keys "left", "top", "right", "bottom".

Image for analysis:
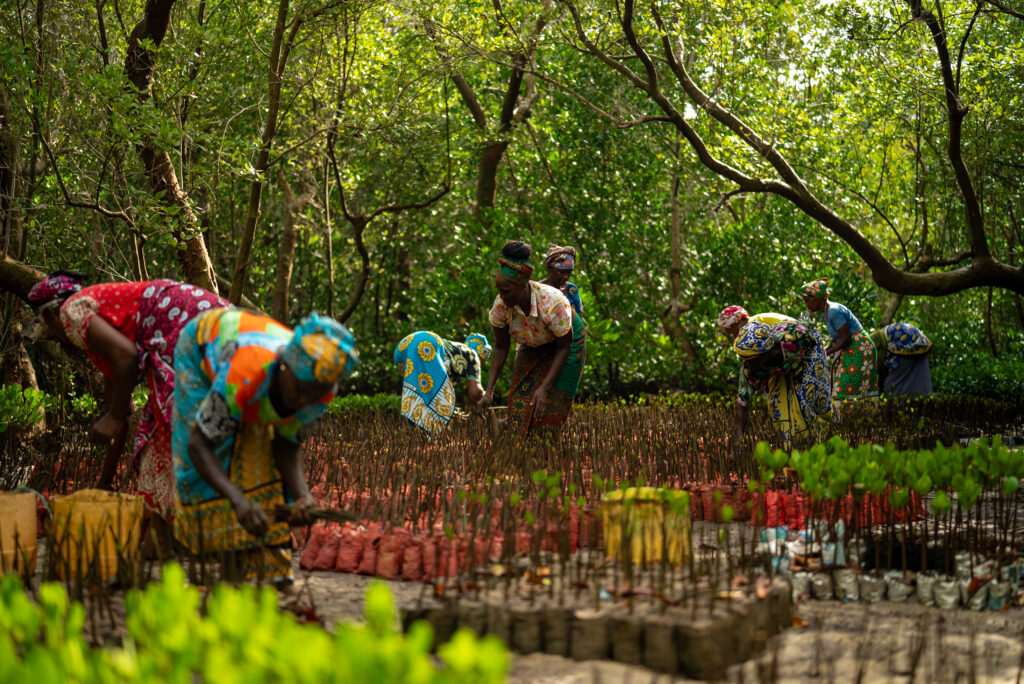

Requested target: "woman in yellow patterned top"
[{"left": 481, "top": 240, "right": 586, "bottom": 431}]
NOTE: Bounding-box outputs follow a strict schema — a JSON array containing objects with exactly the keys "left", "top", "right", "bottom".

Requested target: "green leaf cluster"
[
  {"left": 0, "top": 564, "right": 508, "bottom": 684},
  {"left": 752, "top": 436, "right": 1021, "bottom": 511}
]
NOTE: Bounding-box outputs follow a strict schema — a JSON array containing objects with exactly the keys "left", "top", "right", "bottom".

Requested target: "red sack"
[
  {"left": 421, "top": 538, "right": 438, "bottom": 580},
  {"left": 312, "top": 532, "right": 341, "bottom": 571},
  {"left": 376, "top": 531, "right": 408, "bottom": 580},
  {"left": 335, "top": 528, "right": 364, "bottom": 573},
  {"left": 299, "top": 527, "right": 328, "bottom": 570},
  {"left": 357, "top": 529, "right": 383, "bottom": 575},
  {"left": 401, "top": 539, "right": 424, "bottom": 582}
]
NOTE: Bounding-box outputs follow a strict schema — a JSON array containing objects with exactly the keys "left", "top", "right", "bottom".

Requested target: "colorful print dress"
[
  {"left": 872, "top": 323, "right": 933, "bottom": 396},
  {"left": 805, "top": 301, "right": 877, "bottom": 401},
  {"left": 489, "top": 281, "right": 586, "bottom": 431},
  {"left": 393, "top": 331, "right": 481, "bottom": 435},
  {"left": 734, "top": 320, "right": 832, "bottom": 444},
  {"left": 59, "top": 280, "right": 227, "bottom": 518},
  {"left": 171, "top": 309, "right": 334, "bottom": 579}
]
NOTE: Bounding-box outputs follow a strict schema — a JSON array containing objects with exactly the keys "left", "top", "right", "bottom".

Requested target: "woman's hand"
[
  {"left": 233, "top": 496, "right": 270, "bottom": 537},
  {"left": 479, "top": 389, "right": 494, "bottom": 409},
  {"left": 90, "top": 412, "right": 127, "bottom": 445},
  {"left": 287, "top": 494, "right": 317, "bottom": 526},
  {"left": 531, "top": 385, "right": 549, "bottom": 416}
]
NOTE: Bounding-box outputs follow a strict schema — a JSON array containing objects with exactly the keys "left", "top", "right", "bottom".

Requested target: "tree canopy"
[{"left": 1, "top": 0, "right": 1021, "bottom": 396}]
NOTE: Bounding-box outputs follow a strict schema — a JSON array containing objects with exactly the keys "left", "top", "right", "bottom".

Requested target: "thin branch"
[
  {"left": 616, "top": 115, "right": 673, "bottom": 129},
  {"left": 367, "top": 184, "right": 450, "bottom": 222},
  {"left": 955, "top": 2, "right": 983, "bottom": 91},
  {"left": 36, "top": 121, "right": 134, "bottom": 226},
  {"left": 980, "top": 0, "right": 1024, "bottom": 20},
  {"left": 909, "top": 0, "right": 989, "bottom": 259}
]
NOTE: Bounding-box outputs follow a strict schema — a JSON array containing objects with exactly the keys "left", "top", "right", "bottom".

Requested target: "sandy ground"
[{"left": 297, "top": 569, "right": 1024, "bottom": 683}]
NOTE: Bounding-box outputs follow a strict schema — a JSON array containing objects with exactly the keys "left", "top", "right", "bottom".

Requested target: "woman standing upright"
[
  {"left": 27, "top": 273, "right": 228, "bottom": 520},
  {"left": 800, "top": 278, "right": 877, "bottom": 401},
  {"left": 541, "top": 244, "right": 584, "bottom": 318},
  {"left": 481, "top": 241, "right": 586, "bottom": 432}
]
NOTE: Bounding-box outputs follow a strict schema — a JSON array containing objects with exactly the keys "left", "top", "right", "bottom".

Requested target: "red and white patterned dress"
[{"left": 60, "top": 280, "right": 228, "bottom": 518}]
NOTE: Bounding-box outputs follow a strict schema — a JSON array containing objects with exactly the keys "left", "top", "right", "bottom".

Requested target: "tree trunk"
[
  {"left": 125, "top": 0, "right": 217, "bottom": 292},
  {"left": 229, "top": 0, "right": 292, "bottom": 304},
  {"left": 879, "top": 294, "right": 903, "bottom": 327},
  {"left": 660, "top": 148, "right": 697, "bottom": 362},
  {"left": 323, "top": 157, "right": 335, "bottom": 318},
  {"left": 476, "top": 140, "right": 509, "bottom": 217},
  {"left": 0, "top": 88, "right": 19, "bottom": 259},
  {"left": 338, "top": 216, "right": 370, "bottom": 324},
  {"left": 272, "top": 170, "right": 314, "bottom": 322},
  {"left": 0, "top": 256, "right": 44, "bottom": 301}
]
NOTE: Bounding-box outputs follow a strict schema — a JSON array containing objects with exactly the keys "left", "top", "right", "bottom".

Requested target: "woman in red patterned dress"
[{"left": 27, "top": 273, "right": 228, "bottom": 522}]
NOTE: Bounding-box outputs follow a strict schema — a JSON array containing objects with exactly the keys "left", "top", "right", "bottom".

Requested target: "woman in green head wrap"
[
  {"left": 481, "top": 240, "right": 586, "bottom": 432},
  {"left": 800, "top": 277, "right": 877, "bottom": 402}
]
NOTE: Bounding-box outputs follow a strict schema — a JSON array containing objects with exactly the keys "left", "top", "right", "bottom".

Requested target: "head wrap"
[
  {"left": 498, "top": 256, "right": 534, "bottom": 281},
  {"left": 885, "top": 322, "right": 932, "bottom": 356},
  {"left": 279, "top": 312, "right": 359, "bottom": 385},
  {"left": 544, "top": 245, "right": 577, "bottom": 272},
  {"left": 27, "top": 271, "right": 84, "bottom": 309},
  {"left": 464, "top": 333, "right": 491, "bottom": 361},
  {"left": 717, "top": 305, "right": 750, "bottom": 335},
  {"left": 800, "top": 278, "right": 829, "bottom": 302}
]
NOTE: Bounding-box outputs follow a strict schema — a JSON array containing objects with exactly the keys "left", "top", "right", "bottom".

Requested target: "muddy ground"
[{"left": 299, "top": 569, "right": 1024, "bottom": 683}]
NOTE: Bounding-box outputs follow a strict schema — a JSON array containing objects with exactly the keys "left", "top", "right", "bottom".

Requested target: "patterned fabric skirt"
[
  {"left": 764, "top": 326, "right": 831, "bottom": 445},
  {"left": 174, "top": 422, "right": 292, "bottom": 583},
  {"left": 394, "top": 331, "right": 456, "bottom": 435},
  {"left": 509, "top": 312, "right": 586, "bottom": 432},
  {"left": 133, "top": 281, "right": 227, "bottom": 518},
  {"left": 832, "top": 330, "right": 878, "bottom": 401}
]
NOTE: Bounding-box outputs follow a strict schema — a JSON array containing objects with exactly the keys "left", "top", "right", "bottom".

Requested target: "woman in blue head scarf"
[
  {"left": 393, "top": 331, "right": 491, "bottom": 434},
  {"left": 172, "top": 309, "right": 357, "bottom": 585}
]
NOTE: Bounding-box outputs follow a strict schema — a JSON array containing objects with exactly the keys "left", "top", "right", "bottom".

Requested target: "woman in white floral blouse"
[{"left": 480, "top": 240, "right": 586, "bottom": 432}]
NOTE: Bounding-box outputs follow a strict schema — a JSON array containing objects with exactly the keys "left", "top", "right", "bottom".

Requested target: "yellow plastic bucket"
[
  {"left": 601, "top": 486, "right": 690, "bottom": 566},
  {"left": 0, "top": 492, "right": 38, "bottom": 575},
  {"left": 51, "top": 489, "right": 143, "bottom": 582}
]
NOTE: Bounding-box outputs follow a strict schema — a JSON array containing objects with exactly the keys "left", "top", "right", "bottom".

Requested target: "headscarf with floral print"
[
  {"left": 716, "top": 305, "right": 750, "bottom": 335},
  {"left": 27, "top": 271, "right": 85, "bottom": 309},
  {"left": 464, "top": 333, "right": 492, "bottom": 361},
  {"left": 544, "top": 245, "right": 577, "bottom": 272},
  {"left": 279, "top": 312, "right": 359, "bottom": 385}
]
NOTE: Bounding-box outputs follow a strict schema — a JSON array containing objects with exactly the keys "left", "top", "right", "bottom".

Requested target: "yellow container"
[
  {"left": 0, "top": 492, "right": 38, "bottom": 575},
  {"left": 601, "top": 486, "right": 690, "bottom": 566},
  {"left": 51, "top": 489, "right": 143, "bottom": 582}
]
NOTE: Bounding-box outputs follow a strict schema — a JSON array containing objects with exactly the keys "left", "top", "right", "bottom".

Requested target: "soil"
[{"left": 299, "top": 569, "right": 1024, "bottom": 683}]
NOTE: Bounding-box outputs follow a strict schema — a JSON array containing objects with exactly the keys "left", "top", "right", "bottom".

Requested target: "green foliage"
[
  {"left": 753, "top": 436, "right": 1024, "bottom": 512},
  {"left": 3, "top": 0, "right": 1022, "bottom": 401},
  {"left": 327, "top": 393, "right": 401, "bottom": 414},
  {"left": 0, "top": 386, "right": 46, "bottom": 434},
  {"left": 931, "top": 349, "right": 1024, "bottom": 400},
  {"left": 0, "top": 564, "right": 508, "bottom": 684}
]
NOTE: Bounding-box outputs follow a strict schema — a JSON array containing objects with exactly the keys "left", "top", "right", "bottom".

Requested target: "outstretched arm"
[
  {"left": 481, "top": 325, "right": 511, "bottom": 406},
  {"left": 188, "top": 425, "right": 269, "bottom": 537},
  {"left": 827, "top": 323, "right": 852, "bottom": 356},
  {"left": 273, "top": 434, "right": 315, "bottom": 525},
  {"left": 84, "top": 317, "right": 138, "bottom": 488}
]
